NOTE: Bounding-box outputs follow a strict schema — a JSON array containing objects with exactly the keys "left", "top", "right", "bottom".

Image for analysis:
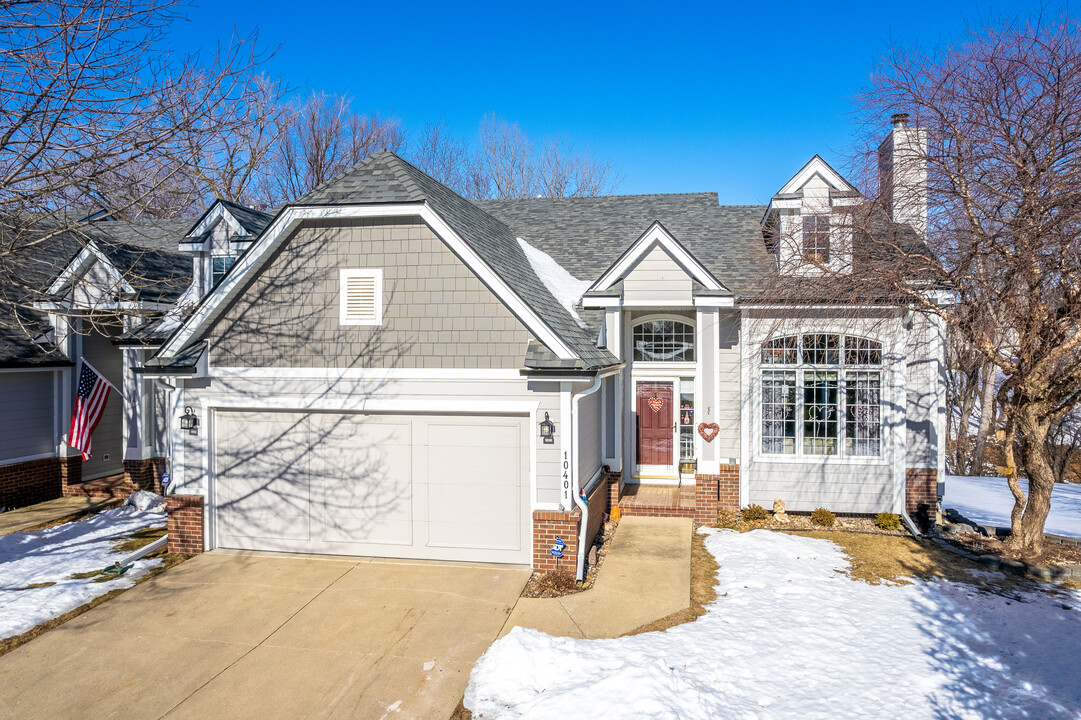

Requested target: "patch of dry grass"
[
  {"left": 111, "top": 526, "right": 166, "bottom": 554},
  {"left": 793, "top": 530, "right": 1075, "bottom": 599},
  {"left": 11, "top": 499, "right": 124, "bottom": 535}
]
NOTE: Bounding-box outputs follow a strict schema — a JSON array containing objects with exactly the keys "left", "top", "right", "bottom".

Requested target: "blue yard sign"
[{"left": 549, "top": 537, "right": 566, "bottom": 558}]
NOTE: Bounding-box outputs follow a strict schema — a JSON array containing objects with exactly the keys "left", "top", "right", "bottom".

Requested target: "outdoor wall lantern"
[
  {"left": 180, "top": 406, "right": 199, "bottom": 436},
  {"left": 539, "top": 412, "right": 555, "bottom": 444}
]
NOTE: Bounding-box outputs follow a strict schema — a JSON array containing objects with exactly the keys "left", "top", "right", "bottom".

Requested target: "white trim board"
[
  {"left": 211, "top": 367, "right": 526, "bottom": 380},
  {"left": 157, "top": 203, "right": 578, "bottom": 362},
  {"left": 589, "top": 221, "right": 729, "bottom": 294},
  {"left": 776, "top": 155, "right": 859, "bottom": 196},
  {"left": 46, "top": 242, "right": 134, "bottom": 297}
]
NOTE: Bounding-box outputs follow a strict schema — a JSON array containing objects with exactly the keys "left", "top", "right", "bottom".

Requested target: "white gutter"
[{"left": 571, "top": 375, "right": 604, "bottom": 581}]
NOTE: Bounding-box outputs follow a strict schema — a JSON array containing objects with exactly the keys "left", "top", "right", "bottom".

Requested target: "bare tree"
[
  {"left": 259, "top": 92, "right": 405, "bottom": 206},
  {"left": 172, "top": 74, "right": 290, "bottom": 211},
  {"left": 466, "top": 114, "right": 619, "bottom": 199},
  {"left": 851, "top": 12, "right": 1081, "bottom": 554},
  {"left": 410, "top": 119, "right": 471, "bottom": 196},
  {"left": 0, "top": 0, "right": 271, "bottom": 337}
]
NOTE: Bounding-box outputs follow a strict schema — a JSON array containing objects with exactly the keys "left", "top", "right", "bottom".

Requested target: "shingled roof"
[
  {"left": 0, "top": 218, "right": 192, "bottom": 366},
  {"left": 296, "top": 150, "right": 617, "bottom": 369},
  {"left": 476, "top": 196, "right": 774, "bottom": 296}
]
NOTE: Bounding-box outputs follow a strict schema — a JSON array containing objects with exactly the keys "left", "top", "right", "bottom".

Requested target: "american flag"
[{"left": 69, "top": 361, "right": 114, "bottom": 461}]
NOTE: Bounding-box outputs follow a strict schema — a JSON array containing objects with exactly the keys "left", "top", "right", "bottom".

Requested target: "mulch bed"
[
  {"left": 944, "top": 532, "right": 1081, "bottom": 566},
  {"left": 520, "top": 520, "right": 617, "bottom": 599},
  {"left": 717, "top": 510, "right": 909, "bottom": 536}
]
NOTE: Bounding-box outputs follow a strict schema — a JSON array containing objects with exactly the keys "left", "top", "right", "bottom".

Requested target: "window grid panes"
[
  {"left": 762, "top": 371, "right": 796, "bottom": 454},
  {"left": 758, "top": 334, "right": 884, "bottom": 458},
  {"left": 803, "top": 371, "right": 839, "bottom": 455},
  {"left": 802, "top": 215, "right": 830, "bottom": 264},
  {"left": 762, "top": 336, "right": 797, "bottom": 365},
  {"left": 212, "top": 255, "right": 236, "bottom": 287},
  {"left": 845, "top": 371, "right": 882, "bottom": 456},
  {"left": 632, "top": 320, "right": 695, "bottom": 362},
  {"left": 802, "top": 333, "right": 840, "bottom": 365}
]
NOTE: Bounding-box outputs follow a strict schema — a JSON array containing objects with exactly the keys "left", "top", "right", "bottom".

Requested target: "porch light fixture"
[
  {"left": 180, "top": 406, "right": 199, "bottom": 436},
  {"left": 539, "top": 412, "right": 555, "bottom": 444}
]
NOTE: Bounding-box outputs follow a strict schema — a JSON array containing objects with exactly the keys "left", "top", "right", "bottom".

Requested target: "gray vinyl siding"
[
  {"left": 151, "top": 382, "right": 171, "bottom": 457},
  {"left": 746, "top": 463, "right": 893, "bottom": 513},
  {"left": 207, "top": 218, "right": 532, "bottom": 369},
  {"left": 906, "top": 311, "right": 937, "bottom": 468},
  {"left": 0, "top": 372, "right": 55, "bottom": 462},
  {"left": 174, "top": 375, "right": 563, "bottom": 507},
  {"left": 623, "top": 245, "right": 692, "bottom": 305},
  {"left": 716, "top": 311, "right": 741, "bottom": 459},
  {"left": 577, "top": 386, "right": 602, "bottom": 485},
  {"left": 81, "top": 329, "right": 124, "bottom": 478}
]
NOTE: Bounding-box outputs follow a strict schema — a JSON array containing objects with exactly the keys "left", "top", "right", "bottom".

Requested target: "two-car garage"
[{"left": 211, "top": 411, "right": 531, "bottom": 565}]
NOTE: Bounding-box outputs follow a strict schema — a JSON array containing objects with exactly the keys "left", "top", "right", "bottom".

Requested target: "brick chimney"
[{"left": 878, "top": 112, "right": 928, "bottom": 237}]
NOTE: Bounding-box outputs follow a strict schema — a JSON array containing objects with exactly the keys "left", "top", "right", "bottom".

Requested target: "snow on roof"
[{"left": 517, "top": 238, "right": 591, "bottom": 328}]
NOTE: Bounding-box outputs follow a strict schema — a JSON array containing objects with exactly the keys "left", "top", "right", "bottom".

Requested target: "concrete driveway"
[{"left": 0, "top": 551, "right": 530, "bottom": 720}]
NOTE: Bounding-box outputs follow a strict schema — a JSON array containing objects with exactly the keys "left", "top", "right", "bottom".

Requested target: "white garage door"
[{"left": 213, "top": 411, "right": 530, "bottom": 564}]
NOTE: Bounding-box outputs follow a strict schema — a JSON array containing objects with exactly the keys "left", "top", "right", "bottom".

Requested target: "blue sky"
[{"left": 169, "top": 0, "right": 1038, "bottom": 204}]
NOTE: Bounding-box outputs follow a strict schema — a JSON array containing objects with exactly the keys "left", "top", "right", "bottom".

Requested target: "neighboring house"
[
  {"left": 0, "top": 115, "right": 946, "bottom": 579},
  {"left": 0, "top": 219, "right": 192, "bottom": 508}
]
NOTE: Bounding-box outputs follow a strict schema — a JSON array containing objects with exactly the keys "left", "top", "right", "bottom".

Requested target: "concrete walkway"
[
  {"left": 0, "top": 496, "right": 117, "bottom": 537},
  {"left": 0, "top": 552, "right": 530, "bottom": 720},
  {"left": 502, "top": 515, "right": 692, "bottom": 639}
]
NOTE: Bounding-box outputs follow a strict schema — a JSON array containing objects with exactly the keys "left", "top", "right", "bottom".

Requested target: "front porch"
[{"left": 618, "top": 483, "right": 697, "bottom": 519}]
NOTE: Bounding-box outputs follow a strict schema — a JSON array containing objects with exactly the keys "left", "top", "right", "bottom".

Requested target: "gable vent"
[{"left": 339, "top": 269, "right": 383, "bottom": 326}]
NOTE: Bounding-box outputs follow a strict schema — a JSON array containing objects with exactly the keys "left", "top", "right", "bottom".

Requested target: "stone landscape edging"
[{"left": 934, "top": 508, "right": 1081, "bottom": 581}]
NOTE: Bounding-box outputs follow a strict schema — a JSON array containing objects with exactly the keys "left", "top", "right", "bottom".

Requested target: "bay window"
[{"left": 760, "top": 334, "right": 883, "bottom": 458}]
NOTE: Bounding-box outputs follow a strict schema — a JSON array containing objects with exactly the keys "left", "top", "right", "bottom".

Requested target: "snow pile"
[
  {"left": 517, "top": 238, "right": 591, "bottom": 327},
  {"left": 466, "top": 529, "right": 1081, "bottom": 719},
  {"left": 0, "top": 506, "right": 166, "bottom": 639},
  {"left": 945, "top": 475, "right": 1081, "bottom": 539},
  {"left": 126, "top": 490, "right": 165, "bottom": 513}
]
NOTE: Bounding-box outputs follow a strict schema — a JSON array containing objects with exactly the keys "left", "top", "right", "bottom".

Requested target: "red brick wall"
[
  {"left": 532, "top": 509, "right": 579, "bottom": 574},
  {"left": 0, "top": 457, "right": 63, "bottom": 509},
  {"left": 695, "top": 464, "right": 740, "bottom": 523},
  {"left": 582, "top": 472, "right": 614, "bottom": 552},
  {"left": 123, "top": 458, "right": 166, "bottom": 494},
  {"left": 167, "top": 495, "right": 204, "bottom": 554},
  {"left": 59, "top": 455, "right": 82, "bottom": 491},
  {"left": 905, "top": 468, "right": 938, "bottom": 515}
]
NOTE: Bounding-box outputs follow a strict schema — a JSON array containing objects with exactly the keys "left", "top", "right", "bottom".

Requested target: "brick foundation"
[
  {"left": 0, "top": 457, "right": 63, "bottom": 509},
  {"left": 167, "top": 495, "right": 205, "bottom": 555},
  {"left": 906, "top": 468, "right": 938, "bottom": 523},
  {"left": 694, "top": 465, "right": 740, "bottom": 522},
  {"left": 123, "top": 458, "right": 166, "bottom": 494},
  {"left": 532, "top": 508, "right": 579, "bottom": 574}
]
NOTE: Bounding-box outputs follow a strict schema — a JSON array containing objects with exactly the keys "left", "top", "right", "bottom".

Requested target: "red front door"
[{"left": 636, "top": 382, "right": 674, "bottom": 466}]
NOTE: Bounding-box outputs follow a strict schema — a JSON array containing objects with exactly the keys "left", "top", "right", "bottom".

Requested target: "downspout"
[
  {"left": 571, "top": 376, "right": 603, "bottom": 582},
  {"left": 154, "top": 378, "right": 177, "bottom": 493}
]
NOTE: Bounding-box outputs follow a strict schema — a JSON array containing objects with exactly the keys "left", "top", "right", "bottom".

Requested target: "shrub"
[
  {"left": 810, "top": 507, "right": 836, "bottom": 527},
  {"left": 741, "top": 504, "right": 770, "bottom": 522},
  {"left": 717, "top": 509, "right": 740, "bottom": 529},
  {"left": 874, "top": 512, "right": 902, "bottom": 531}
]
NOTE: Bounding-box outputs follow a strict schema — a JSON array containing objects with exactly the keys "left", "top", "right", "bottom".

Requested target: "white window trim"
[
  {"left": 629, "top": 314, "right": 697, "bottom": 364},
  {"left": 754, "top": 333, "right": 890, "bottom": 466},
  {"left": 339, "top": 269, "right": 383, "bottom": 326}
]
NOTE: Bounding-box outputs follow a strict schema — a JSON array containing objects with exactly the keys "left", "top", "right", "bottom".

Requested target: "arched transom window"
[
  {"left": 633, "top": 319, "right": 695, "bottom": 362},
  {"left": 760, "top": 334, "right": 883, "bottom": 457}
]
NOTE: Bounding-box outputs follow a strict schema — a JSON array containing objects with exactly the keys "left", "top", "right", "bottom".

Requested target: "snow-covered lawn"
[
  {"left": 945, "top": 475, "right": 1081, "bottom": 539},
  {"left": 466, "top": 529, "right": 1081, "bottom": 719},
  {"left": 0, "top": 505, "right": 165, "bottom": 640}
]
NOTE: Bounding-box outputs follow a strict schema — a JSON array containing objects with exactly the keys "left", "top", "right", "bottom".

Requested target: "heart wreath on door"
[{"left": 647, "top": 397, "right": 665, "bottom": 413}]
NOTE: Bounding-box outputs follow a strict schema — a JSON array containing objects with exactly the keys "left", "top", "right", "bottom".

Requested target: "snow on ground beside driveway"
[
  {"left": 466, "top": 529, "right": 1081, "bottom": 720},
  {"left": 0, "top": 506, "right": 165, "bottom": 639},
  {"left": 945, "top": 475, "right": 1081, "bottom": 539}
]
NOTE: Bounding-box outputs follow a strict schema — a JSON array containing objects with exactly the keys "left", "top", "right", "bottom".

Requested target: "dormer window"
[
  {"left": 802, "top": 215, "right": 830, "bottom": 264},
  {"left": 211, "top": 256, "right": 236, "bottom": 287}
]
